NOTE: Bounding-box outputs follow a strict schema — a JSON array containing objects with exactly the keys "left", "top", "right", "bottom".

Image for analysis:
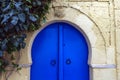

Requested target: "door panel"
[
  {"left": 31, "top": 22, "right": 89, "bottom": 80},
  {"left": 31, "top": 23, "right": 59, "bottom": 80},
  {"left": 63, "top": 23, "right": 89, "bottom": 80}
]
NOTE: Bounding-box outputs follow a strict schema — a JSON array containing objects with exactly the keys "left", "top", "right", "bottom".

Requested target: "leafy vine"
[{"left": 0, "top": 0, "right": 51, "bottom": 72}]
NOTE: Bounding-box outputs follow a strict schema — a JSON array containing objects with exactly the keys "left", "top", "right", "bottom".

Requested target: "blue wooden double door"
[{"left": 31, "top": 22, "right": 89, "bottom": 80}]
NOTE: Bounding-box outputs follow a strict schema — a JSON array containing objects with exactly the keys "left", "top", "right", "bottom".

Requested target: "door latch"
[
  {"left": 66, "top": 59, "right": 71, "bottom": 65},
  {"left": 50, "top": 60, "right": 56, "bottom": 66}
]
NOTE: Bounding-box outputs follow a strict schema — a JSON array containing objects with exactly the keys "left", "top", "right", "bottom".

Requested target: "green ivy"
[{"left": 0, "top": 0, "right": 51, "bottom": 72}]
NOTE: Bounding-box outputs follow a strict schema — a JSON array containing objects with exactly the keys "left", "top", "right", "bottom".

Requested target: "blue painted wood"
[
  {"left": 58, "top": 24, "right": 64, "bottom": 80},
  {"left": 31, "top": 23, "right": 59, "bottom": 80},
  {"left": 63, "top": 23, "right": 89, "bottom": 80},
  {"left": 31, "top": 22, "right": 89, "bottom": 80}
]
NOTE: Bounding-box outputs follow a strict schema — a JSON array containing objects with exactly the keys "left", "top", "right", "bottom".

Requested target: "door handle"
[
  {"left": 66, "top": 58, "right": 71, "bottom": 65},
  {"left": 50, "top": 60, "right": 56, "bottom": 66}
]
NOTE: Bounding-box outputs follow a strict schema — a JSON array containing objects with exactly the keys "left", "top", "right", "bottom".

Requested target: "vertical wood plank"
[{"left": 58, "top": 24, "right": 64, "bottom": 80}]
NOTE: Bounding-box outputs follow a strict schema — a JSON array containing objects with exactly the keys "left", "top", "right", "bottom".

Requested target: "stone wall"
[
  {"left": 0, "top": 0, "right": 120, "bottom": 80},
  {"left": 115, "top": 0, "right": 120, "bottom": 80}
]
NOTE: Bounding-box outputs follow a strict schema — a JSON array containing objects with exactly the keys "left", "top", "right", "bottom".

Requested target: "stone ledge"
[
  {"left": 98, "top": 0, "right": 109, "bottom": 2},
  {"left": 18, "top": 63, "right": 116, "bottom": 69},
  {"left": 19, "top": 64, "right": 32, "bottom": 68},
  {"left": 90, "top": 64, "right": 116, "bottom": 68}
]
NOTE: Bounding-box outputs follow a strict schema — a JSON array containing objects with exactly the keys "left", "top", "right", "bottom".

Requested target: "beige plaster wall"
[{"left": 1, "top": 0, "right": 120, "bottom": 80}]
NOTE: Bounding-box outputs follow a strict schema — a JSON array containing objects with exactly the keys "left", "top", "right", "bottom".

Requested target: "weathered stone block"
[
  {"left": 91, "top": 2, "right": 109, "bottom": 7},
  {"left": 116, "top": 29, "right": 120, "bottom": 53},
  {"left": 90, "top": 6, "right": 109, "bottom": 18},
  {"left": 8, "top": 68, "right": 30, "bottom": 80},
  {"left": 114, "top": 0, "right": 120, "bottom": 9},
  {"left": 115, "top": 10, "right": 120, "bottom": 28},
  {"left": 91, "top": 47, "right": 106, "bottom": 64},
  {"left": 98, "top": 0, "right": 109, "bottom": 1},
  {"left": 106, "top": 46, "right": 115, "bottom": 64},
  {"left": 93, "top": 69, "right": 117, "bottom": 80}
]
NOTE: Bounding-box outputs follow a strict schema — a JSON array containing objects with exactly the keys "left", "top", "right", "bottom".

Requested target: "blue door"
[{"left": 31, "top": 22, "right": 89, "bottom": 80}]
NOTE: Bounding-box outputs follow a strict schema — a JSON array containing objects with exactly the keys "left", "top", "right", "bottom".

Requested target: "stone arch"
[{"left": 28, "top": 7, "right": 106, "bottom": 66}]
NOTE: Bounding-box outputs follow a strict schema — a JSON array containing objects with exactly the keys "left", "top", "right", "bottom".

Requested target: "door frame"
[
  {"left": 31, "top": 22, "right": 91, "bottom": 80},
  {"left": 28, "top": 20, "right": 92, "bottom": 80}
]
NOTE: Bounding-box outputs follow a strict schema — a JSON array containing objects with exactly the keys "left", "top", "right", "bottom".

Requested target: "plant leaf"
[
  {"left": 2, "top": 4, "right": 10, "bottom": 12},
  {"left": 4, "top": 26, "right": 9, "bottom": 32},
  {"left": 32, "top": 2, "right": 37, "bottom": 7},
  {"left": 42, "top": 17, "right": 46, "bottom": 23},
  {"left": 21, "top": 34, "right": 27, "bottom": 38},
  {"left": 20, "top": 42, "right": 26, "bottom": 49},
  {"left": 1, "top": 44, "right": 7, "bottom": 51},
  {"left": 17, "top": 37, "right": 23, "bottom": 43},
  {"left": 24, "top": 7, "right": 30, "bottom": 14},
  {"left": 1, "top": 39, "right": 8, "bottom": 50},
  {"left": 19, "top": 24, "right": 24, "bottom": 31},
  {"left": 14, "top": 1, "right": 22, "bottom": 11},
  {"left": 1, "top": 14, "right": 10, "bottom": 24},
  {"left": 13, "top": 41, "right": 19, "bottom": 47},
  {"left": 8, "top": 10, "right": 16, "bottom": 17},
  {"left": 0, "top": 51, "right": 3, "bottom": 57},
  {"left": 18, "top": 13, "right": 26, "bottom": 23},
  {"left": 26, "top": 0, "right": 32, "bottom": 3},
  {"left": 3, "top": 39, "right": 8, "bottom": 44},
  {"left": 23, "top": 25, "right": 28, "bottom": 30},
  {"left": 36, "top": 0, "right": 41, "bottom": 6},
  {"left": 8, "top": 23, "right": 14, "bottom": 29},
  {"left": 0, "top": 33, "right": 5, "bottom": 38},
  {"left": 15, "top": 25, "right": 20, "bottom": 32},
  {"left": 0, "top": 29, "right": 3, "bottom": 33},
  {"left": 11, "top": 16, "right": 18, "bottom": 25},
  {"left": 29, "top": 15, "right": 37, "bottom": 22}
]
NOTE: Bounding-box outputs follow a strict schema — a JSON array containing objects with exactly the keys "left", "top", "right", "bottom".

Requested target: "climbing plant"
[{"left": 0, "top": 0, "right": 51, "bottom": 72}]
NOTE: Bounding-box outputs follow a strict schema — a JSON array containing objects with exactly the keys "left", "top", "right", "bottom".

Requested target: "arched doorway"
[{"left": 30, "top": 22, "right": 89, "bottom": 80}]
